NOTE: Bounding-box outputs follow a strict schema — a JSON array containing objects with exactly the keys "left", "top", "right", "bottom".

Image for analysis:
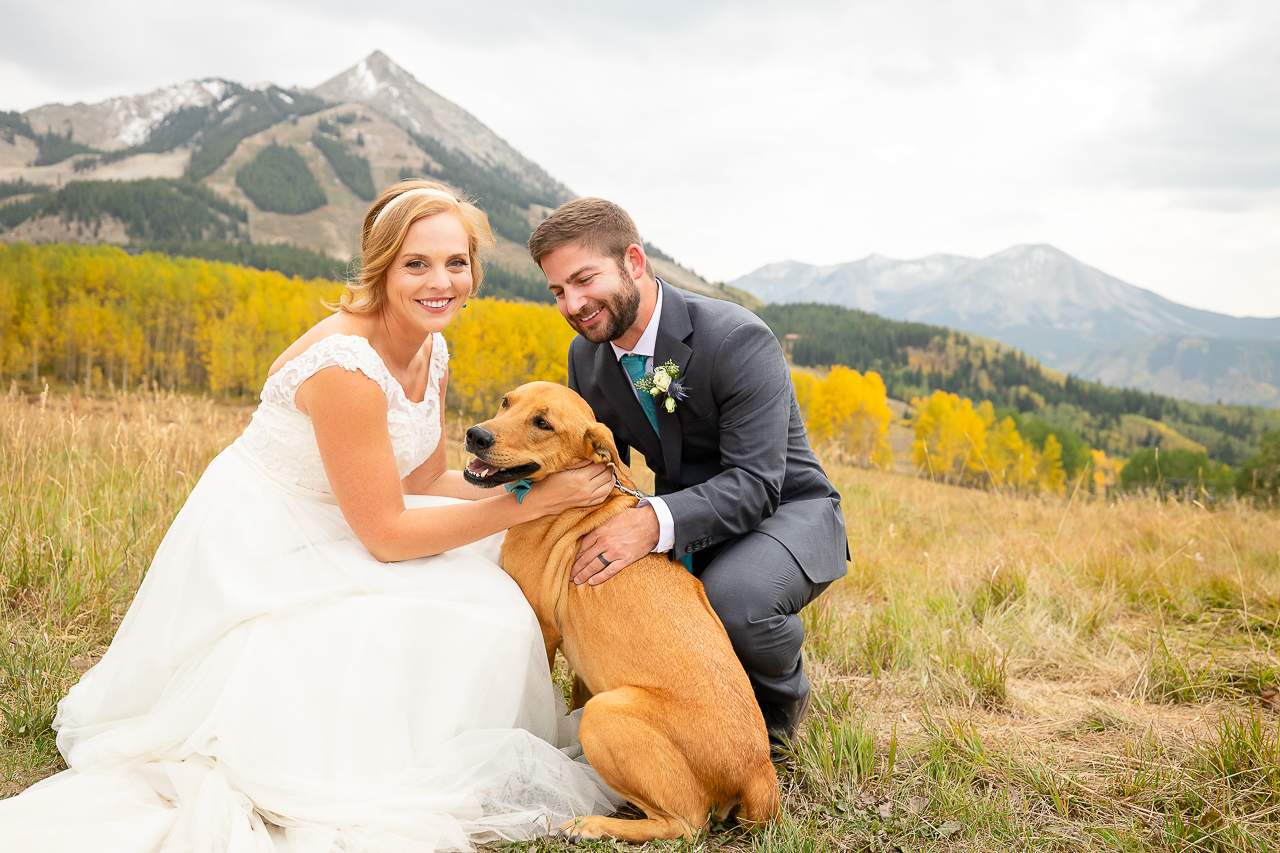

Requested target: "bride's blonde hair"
[{"left": 332, "top": 180, "right": 495, "bottom": 315}]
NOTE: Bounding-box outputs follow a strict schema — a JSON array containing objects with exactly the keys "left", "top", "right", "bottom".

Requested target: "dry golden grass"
[
  {"left": 789, "top": 462, "right": 1280, "bottom": 851},
  {"left": 3, "top": 389, "right": 1279, "bottom": 850},
  {"left": 1, "top": 385, "right": 252, "bottom": 794}
]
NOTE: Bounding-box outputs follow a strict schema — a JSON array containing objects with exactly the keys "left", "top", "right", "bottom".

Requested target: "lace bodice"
[{"left": 239, "top": 333, "right": 448, "bottom": 493}]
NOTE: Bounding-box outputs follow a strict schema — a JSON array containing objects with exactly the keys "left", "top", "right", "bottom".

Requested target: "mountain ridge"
[
  {"left": 22, "top": 79, "right": 233, "bottom": 151},
  {"left": 730, "top": 245, "right": 1280, "bottom": 406},
  {"left": 1066, "top": 335, "right": 1280, "bottom": 408}
]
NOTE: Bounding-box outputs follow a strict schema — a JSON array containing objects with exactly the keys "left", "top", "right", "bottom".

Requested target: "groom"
[{"left": 528, "top": 198, "right": 848, "bottom": 759}]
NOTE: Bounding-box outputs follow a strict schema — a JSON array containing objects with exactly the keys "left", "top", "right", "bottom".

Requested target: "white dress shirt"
[{"left": 608, "top": 284, "right": 676, "bottom": 553}]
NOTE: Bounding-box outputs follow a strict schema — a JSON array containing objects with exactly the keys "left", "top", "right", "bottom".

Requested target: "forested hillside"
[
  {"left": 182, "top": 86, "right": 329, "bottom": 181},
  {"left": 0, "top": 179, "right": 247, "bottom": 242},
  {"left": 402, "top": 131, "right": 555, "bottom": 247},
  {"left": 1, "top": 112, "right": 99, "bottom": 166},
  {"left": 760, "top": 303, "right": 1280, "bottom": 464},
  {"left": 312, "top": 117, "right": 375, "bottom": 201}
]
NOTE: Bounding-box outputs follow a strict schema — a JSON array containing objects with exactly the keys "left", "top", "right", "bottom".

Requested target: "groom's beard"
[{"left": 571, "top": 279, "right": 642, "bottom": 344}]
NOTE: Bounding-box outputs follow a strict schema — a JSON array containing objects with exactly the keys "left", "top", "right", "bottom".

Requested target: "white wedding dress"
[{"left": 0, "top": 333, "right": 620, "bottom": 852}]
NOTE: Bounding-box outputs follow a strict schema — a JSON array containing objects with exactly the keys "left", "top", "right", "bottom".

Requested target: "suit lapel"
[
  {"left": 653, "top": 282, "right": 693, "bottom": 482},
  {"left": 594, "top": 341, "right": 664, "bottom": 467}
]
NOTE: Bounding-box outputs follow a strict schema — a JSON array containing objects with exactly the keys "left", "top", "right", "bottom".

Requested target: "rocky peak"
[{"left": 311, "top": 51, "right": 571, "bottom": 205}]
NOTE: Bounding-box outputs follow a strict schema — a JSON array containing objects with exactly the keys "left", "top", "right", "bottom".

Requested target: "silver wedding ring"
[{"left": 597, "top": 553, "right": 609, "bottom": 567}]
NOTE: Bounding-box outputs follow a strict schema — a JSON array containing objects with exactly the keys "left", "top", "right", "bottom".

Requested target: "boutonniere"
[{"left": 635, "top": 360, "right": 689, "bottom": 414}]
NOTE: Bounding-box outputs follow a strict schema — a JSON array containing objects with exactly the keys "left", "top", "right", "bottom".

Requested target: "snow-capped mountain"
[
  {"left": 23, "top": 80, "right": 233, "bottom": 150},
  {"left": 731, "top": 244, "right": 1280, "bottom": 369}
]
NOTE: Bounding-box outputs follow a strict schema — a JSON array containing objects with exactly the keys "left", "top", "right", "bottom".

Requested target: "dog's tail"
[{"left": 735, "top": 764, "right": 782, "bottom": 826}]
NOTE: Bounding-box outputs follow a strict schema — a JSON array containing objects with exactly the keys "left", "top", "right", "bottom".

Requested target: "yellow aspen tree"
[
  {"left": 810, "top": 366, "right": 893, "bottom": 468},
  {"left": 1089, "top": 448, "right": 1122, "bottom": 495},
  {"left": 982, "top": 416, "right": 1025, "bottom": 490},
  {"left": 445, "top": 299, "right": 577, "bottom": 420},
  {"left": 790, "top": 369, "right": 817, "bottom": 425},
  {"left": 911, "top": 390, "right": 988, "bottom": 484},
  {"left": 1010, "top": 437, "right": 1043, "bottom": 494},
  {"left": 0, "top": 244, "right": 339, "bottom": 395},
  {"left": 1040, "top": 433, "right": 1067, "bottom": 494}
]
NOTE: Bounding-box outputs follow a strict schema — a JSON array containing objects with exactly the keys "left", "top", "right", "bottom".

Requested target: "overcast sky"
[{"left": 3, "top": 0, "right": 1278, "bottom": 317}]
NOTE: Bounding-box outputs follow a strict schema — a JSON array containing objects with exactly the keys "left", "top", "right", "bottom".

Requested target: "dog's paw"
[{"left": 557, "top": 816, "right": 611, "bottom": 843}]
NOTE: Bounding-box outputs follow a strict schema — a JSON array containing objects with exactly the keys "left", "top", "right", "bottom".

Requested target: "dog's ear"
[{"left": 584, "top": 422, "right": 624, "bottom": 468}]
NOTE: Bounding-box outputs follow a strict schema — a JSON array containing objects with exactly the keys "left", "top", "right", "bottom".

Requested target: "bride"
[{"left": 0, "top": 181, "right": 623, "bottom": 851}]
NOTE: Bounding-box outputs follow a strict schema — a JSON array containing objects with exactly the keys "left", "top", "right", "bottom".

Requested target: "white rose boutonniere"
[{"left": 635, "top": 360, "right": 688, "bottom": 414}]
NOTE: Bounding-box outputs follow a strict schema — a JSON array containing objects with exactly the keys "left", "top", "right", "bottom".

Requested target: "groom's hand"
[{"left": 572, "top": 506, "right": 660, "bottom": 585}]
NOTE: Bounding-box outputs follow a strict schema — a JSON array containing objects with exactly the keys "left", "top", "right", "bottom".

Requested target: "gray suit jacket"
[{"left": 567, "top": 281, "right": 848, "bottom": 584}]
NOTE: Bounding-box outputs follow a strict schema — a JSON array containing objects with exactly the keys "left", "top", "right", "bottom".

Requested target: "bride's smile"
[{"left": 384, "top": 212, "right": 473, "bottom": 336}]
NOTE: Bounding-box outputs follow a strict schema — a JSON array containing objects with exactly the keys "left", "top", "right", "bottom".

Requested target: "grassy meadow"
[{"left": 2, "top": 386, "right": 1279, "bottom": 851}]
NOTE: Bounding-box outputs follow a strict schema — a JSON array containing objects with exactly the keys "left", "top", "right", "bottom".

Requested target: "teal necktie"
[
  {"left": 619, "top": 354, "right": 694, "bottom": 574},
  {"left": 619, "top": 354, "right": 659, "bottom": 435}
]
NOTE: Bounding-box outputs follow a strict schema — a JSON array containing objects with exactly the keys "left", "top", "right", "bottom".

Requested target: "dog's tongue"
[{"left": 466, "top": 458, "right": 499, "bottom": 477}]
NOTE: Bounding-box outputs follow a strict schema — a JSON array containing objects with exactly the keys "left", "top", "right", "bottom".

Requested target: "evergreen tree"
[
  {"left": 1236, "top": 430, "right": 1280, "bottom": 503},
  {"left": 310, "top": 131, "right": 375, "bottom": 201},
  {"left": 235, "top": 143, "right": 327, "bottom": 214}
]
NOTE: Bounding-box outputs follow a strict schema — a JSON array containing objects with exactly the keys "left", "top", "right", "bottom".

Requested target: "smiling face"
[
  {"left": 381, "top": 213, "right": 473, "bottom": 336},
  {"left": 462, "top": 382, "right": 622, "bottom": 487},
  {"left": 540, "top": 241, "right": 649, "bottom": 347}
]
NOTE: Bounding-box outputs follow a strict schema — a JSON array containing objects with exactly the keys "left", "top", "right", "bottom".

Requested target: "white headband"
[{"left": 372, "top": 187, "right": 458, "bottom": 229}]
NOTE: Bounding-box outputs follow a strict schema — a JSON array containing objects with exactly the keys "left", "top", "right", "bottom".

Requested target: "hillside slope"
[
  {"left": 759, "top": 302, "right": 1280, "bottom": 465},
  {"left": 311, "top": 52, "right": 571, "bottom": 207},
  {"left": 1067, "top": 335, "right": 1280, "bottom": 408}
]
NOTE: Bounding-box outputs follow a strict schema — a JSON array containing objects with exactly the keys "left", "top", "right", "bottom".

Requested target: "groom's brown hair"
[{"left": 528, "top": 198, "right": 654, "bottom": 279}]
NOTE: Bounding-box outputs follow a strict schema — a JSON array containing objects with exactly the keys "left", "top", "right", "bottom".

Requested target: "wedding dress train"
[{"left": 0, "top": 334, "right": 620, "bottom": 852}]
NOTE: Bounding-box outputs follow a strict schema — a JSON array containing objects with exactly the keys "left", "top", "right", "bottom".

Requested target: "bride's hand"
[{"left": 527, "top": 462, "right": 614, "bottom": 516}]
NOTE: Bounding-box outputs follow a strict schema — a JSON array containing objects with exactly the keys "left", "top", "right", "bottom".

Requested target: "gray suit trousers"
[{"left": 695, "top": 531, "right": 831, "bottom": 707}]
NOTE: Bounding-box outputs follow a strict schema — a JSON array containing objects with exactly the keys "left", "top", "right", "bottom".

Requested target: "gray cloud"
[{"left": 1082, "top": 1, "right": 1280, "bottom": 196}]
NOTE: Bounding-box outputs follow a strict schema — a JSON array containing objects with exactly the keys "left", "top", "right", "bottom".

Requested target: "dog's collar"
[{"left": 504, "top": 478, "right": 534, "bottom": 503}]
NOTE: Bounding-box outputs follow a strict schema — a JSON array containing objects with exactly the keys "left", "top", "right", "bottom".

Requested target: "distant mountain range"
[
  {"left": 729, "top": 245, "right": 1280, "bottom": 407},
  {"left": 1071, "top": 336, "right": 1280, "bottom": 408},
  {"left": 0, "top": 51, "right": 721, "bottom": 300}
]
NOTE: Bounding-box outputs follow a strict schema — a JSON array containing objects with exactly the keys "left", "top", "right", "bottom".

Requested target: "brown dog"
[{"left": 462, "top": 381, "right": 780, "bottom": 842}]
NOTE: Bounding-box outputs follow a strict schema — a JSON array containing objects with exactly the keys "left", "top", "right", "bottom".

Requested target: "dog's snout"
[{"left": 465, "top": 426, "right": 495, "bottom": 453}]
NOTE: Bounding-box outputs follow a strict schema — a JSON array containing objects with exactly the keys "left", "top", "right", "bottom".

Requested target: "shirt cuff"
[{"left": 638, "top": 496, "right": 675, "bottom": 553}]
